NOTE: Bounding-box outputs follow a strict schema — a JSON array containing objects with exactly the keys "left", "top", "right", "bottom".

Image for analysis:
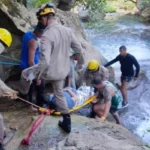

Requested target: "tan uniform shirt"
[
  {"left": 22, "top": 21, "right": 83, "bottom": 82},
  {"left": 83, "top": 66, "right": 109, "bottom": 86}
]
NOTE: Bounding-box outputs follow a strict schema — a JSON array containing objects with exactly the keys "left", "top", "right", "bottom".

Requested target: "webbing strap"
[
  {"left": 0, "top": 62, "right": 20, "bottom": 65},
  {"left": 0, "top": 54, "right": 20, "bottom": 66},
  {"left": 21, "top": 114, "right": 47, "bottom": 145},
  {"left": 0, "top": 55, "right": 20, "bottom": 62}
]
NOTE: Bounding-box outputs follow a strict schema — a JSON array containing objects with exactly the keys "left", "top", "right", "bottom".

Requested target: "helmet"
[
  {"left": 0, "top": 28, "right": 12, "bottom": 47},
  {"left": 36, "top": 7, "right": 55, "bottom": 18},
  {"left": 39, "top": 7, "right": 55, "bottom": 16},
  {"left": 88, "top": 60, "right": 99, "bottom": 71}
]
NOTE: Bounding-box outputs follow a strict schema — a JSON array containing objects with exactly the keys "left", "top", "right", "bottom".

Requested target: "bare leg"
[
  {"left": 120, "top": 81, "right": 129, "bottom": 103},
  {"left": 93, "top": 103, "right": 106, "bottom": 117},
  {"left": 110, "top": 111, "right": 120, "bottom": 124}
]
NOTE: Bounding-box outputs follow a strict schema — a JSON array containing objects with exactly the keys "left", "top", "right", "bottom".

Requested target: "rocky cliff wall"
[{"left": 0, "top": 0, "right": 114, "bottom": 83}]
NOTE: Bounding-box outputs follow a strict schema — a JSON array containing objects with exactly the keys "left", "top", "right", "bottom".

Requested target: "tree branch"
[{"left": 124, "top": 0, "right": 137, "bottom": 4}]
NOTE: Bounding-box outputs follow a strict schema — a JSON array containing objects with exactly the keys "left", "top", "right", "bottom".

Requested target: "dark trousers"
[
  {"left": 6, "top": 66, "right": 46, "bottom": 107},
  {"left": 23, "top": 80, "right": 46, "bottom": 107}
]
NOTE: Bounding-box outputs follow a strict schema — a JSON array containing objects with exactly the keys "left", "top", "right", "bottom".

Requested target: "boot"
[
  {"left": 0, "top": 144, "right": 5, "bottom": 150},
  {"left": 58, "top": 114, "right": 71, "bottom": 133}
]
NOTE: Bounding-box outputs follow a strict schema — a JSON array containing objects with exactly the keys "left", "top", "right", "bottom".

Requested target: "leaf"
[
  {"left": 145, "top": 145, "right": 150, "bottom": 149},
  {"left": 147, "top": 130, "right": 150, "bottom": 132}
]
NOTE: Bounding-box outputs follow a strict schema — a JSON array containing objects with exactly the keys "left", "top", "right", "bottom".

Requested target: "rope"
[
  {"left": 0, "top": 55, "right": 20, "bottom": 62},
  {"left": 17, "top": 96, "right": 50, "bottom": 114},
  {"left": 17, "top": 96, "right": 41, "bottom": 109},
  {"left": 0, "top": 62, "right": 20, "bottom": 66}
]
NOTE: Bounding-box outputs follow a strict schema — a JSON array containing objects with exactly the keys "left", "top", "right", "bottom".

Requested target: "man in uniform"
[
  {"left": 83, "top": 60, "right": 109, "bottom": 86},
  {"left": 20, "top": 5, "right": 83, "bottom": 133}
]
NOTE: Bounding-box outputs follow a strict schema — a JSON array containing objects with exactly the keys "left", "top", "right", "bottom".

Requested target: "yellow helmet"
[
  {"left": 37, "top": 7, "right": 55, "bottom": 18},
  {"left": 0, "top": 28, "right": 12, "bottom": 47},
  {"left": 88, "top": 60, "right": 100, "bottom": 71}
]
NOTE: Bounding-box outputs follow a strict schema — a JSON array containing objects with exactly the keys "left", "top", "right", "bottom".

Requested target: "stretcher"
[{"left": 51, "top": 95, "right": 97, "bottom": 115}]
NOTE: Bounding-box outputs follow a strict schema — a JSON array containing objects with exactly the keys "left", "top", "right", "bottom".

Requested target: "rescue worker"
[
  {"left": 19, "top": 5, "right": 83, "bottom": 133},
  {"left": 92, "top": 79, "right": 122, "bottom": 124},
  {"left": 83, "top": 60, "right": 109, "bottom": 86},
  {"left": 20, "top": 25, "right": 46, "bottom": 107},
  {"left": 104, "top": 46, "right": 140, "bottom": 107},
  {"left": 0, "top": 28, "right": 18, "bottom": 150}
]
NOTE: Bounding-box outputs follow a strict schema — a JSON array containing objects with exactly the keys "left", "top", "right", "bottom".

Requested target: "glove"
[{"left": 100, "top": 116, "right": 106, "bottom": 121}]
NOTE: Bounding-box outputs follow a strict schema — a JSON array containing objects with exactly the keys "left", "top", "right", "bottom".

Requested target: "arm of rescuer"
[
  {"left": 70, "top": 31, "right": 84, "bottom": 65},
  {"left": 133, "top": 56, "right": 140, "bottom": 79},
  {"left": 104, "top": 55, "right": 120, "bottom": 67},
  {"left": 37, "top": 36, "right": 52, "bottom": 79}
]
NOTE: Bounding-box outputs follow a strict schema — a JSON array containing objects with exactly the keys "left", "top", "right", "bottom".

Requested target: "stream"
[{"left": 85, "top": 13, "right": 150, "bottom": 144}]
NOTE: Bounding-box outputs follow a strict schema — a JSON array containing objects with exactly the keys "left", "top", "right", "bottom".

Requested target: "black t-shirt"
[{"left": 104, "top": 53, "right": 140, "bottom": 77}]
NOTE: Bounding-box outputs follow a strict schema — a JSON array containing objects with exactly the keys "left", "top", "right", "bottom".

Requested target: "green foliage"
[
  {"left": 76, "top": 0, "right": 106, "bottom": 12},
  {"left": 28, "top": 0, "right": 52, "bottom": 7},
  {"left": 104, "top": 5, "right": 116, "bottom": 13},
  {"left": 106, "top": 0, "right": 136, "bottom": 11},
  {"left": 147, "top": 130, "right": 150, "bottom": 132},
  {"left": 84, "top": 14, "right": 144, "bottom": 31},
  {"left": 145, "top": 145, "right": 150, "bottom": 149}
]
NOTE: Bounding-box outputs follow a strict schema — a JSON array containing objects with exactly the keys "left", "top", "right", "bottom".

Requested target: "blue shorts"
[{"left": 121, "top": 76, "right": 133, "bottom": 82}]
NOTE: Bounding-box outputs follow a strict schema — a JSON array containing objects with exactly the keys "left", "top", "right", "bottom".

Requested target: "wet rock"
[
  {"left": 5, "top": 115, "right": 148, "bottom": 150},
  {"left": 54, "top": 0, "right": 76, "bottom": 11},
  {"left": 141, "top": 8, "right": 150, "bottom": 20},
  {"left": 136, "top": 0, "right": 150, "bottom": 21},
  {"left": 79, "top": 9, "right": 105, "bottom": 22},
  {"left": 127, "top": 72, "right": 146, "bottom": 90},
  {"left": 136, "top": 0, "right": 150, "bottom": 12},
  {"left": 120, "top": 72, "right": 150, "bottom": 139},
  {"left": 78, "top": 10, "right": 90, "bottom": 22},
  {"left": 0, "top": 0, "right": 37, "bottom": 81}
]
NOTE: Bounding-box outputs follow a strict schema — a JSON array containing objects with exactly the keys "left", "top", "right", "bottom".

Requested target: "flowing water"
[{"left": 85, "top": 14, "right": 150, "bottom": 144}]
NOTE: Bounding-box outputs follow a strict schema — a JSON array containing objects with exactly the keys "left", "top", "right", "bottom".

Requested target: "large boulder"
[
  {"left": 55, "top": 9, "right": 107, "bottom": 65},
  {"left": 0, "top": 0, "right": 37, "bottom": 80},
  {"left": 54, "top": 0, "right": 76, "bottom": 11},
  {"left": 78, "top": 10, "right": 90, "bottom": 22},
  {"left": 136, "top": 0, "right": 150, "bottom": 20},
  {"left": 136, "top": 0, "right": 150, "bottom": 11},
  {"left": 78, "top": 9, "right": 105, "bottom": 22}
]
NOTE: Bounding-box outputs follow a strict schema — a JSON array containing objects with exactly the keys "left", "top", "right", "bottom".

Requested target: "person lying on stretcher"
[
  {"left": 45, "top": 87, "right": 94, "bottom": 110},
  {"left": 90, "top": 79, "right": 122, "bottom": 124}
]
